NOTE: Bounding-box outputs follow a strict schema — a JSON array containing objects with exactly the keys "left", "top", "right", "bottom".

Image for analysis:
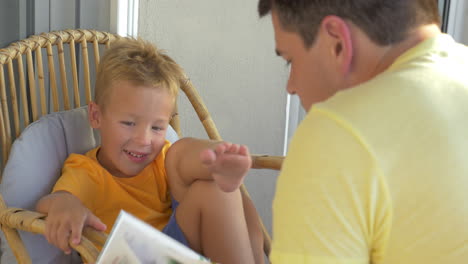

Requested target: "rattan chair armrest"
[
  {"left": 83, "top": 226, "right": 108, "bottom": 246},
  {"left": 0, "top": 207, "right": 103, "bottom": 263},
  {"left": 251, "top": 154, "right": 284, "bottom": 170}
]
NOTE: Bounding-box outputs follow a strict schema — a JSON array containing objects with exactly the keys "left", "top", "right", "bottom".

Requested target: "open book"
[{"left": 96, "top": 210, "right": 212, "bottom": 264}]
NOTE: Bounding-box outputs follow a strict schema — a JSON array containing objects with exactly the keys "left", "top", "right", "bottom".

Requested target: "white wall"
[
  {"left": 447, "top": 0, "right": 468, "bottom": 45},
  {"left": 138, "top": 0, "right": 289, "bottom": 234}
]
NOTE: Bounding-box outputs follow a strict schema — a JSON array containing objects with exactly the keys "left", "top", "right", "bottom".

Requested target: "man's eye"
[{"left": 121, "top": 121, "right": 135, "bottom": 126}]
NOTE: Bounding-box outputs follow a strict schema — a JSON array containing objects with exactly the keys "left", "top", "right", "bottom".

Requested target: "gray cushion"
[{"left": 0, "top": 106, "right": 179, "bottom": 263}]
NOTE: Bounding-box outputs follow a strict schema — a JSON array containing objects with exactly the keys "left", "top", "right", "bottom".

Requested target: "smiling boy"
[{"left": 36, "top": 38, "right": 264, "bottom": 264}]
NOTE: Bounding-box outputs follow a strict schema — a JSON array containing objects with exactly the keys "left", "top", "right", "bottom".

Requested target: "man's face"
[
  {"left": 90, "top": 81, "right": 174, "bottom": 178},
  {"left": 272, "top": 11, "right": 342, "bottom": 111}
]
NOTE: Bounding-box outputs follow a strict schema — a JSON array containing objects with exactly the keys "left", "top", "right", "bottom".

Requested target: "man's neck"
[
  {"left": 349, "top": 24, "right": 441, "bottom": 87},
  {"left": 373, "top": 24, "right": 442, "bottom": 74}
]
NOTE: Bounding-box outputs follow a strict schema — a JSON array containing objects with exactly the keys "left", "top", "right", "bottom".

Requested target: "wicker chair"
[{"left": 0, "top": 29, "right": 283, "bottom": 263}]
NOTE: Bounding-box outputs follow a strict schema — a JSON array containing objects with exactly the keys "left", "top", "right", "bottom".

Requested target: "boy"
[
  {"left": 36, "top": 38, "right": 264, "bottom": 264},
  {"left": 258, "top": 0, "right": 468, "bottom": 263}
]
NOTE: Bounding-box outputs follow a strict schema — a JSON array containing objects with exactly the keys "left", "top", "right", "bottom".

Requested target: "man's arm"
[{"left": 270, "top": 110, "right": 391, "bottom": 263}]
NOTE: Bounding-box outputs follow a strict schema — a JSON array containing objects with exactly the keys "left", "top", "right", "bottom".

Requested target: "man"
[{"left": 258, "top": 0, "right": 468, "bottom": 263}]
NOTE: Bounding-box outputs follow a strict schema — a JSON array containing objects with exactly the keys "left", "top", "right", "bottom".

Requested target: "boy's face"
[
  {"left": 89, "top": 80, "right": 174, "bottom": 178},
  {"left": 272, "top": 11, "right": 343, "bottom": 111}
]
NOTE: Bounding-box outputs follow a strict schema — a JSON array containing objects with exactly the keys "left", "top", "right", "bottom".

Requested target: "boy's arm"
[
  {"left": 165, "top": 137, "right": 251, "bottom": 199},
  {"left": 36, "top": 191, "right": 106, "bottom": 254}
]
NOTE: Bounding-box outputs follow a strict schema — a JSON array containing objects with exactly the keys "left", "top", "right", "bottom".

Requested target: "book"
[{"left": 96, "top": 210, "right": 212, "bottom": 264}]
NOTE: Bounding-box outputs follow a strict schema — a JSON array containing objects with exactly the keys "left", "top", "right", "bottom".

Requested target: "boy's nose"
[{"left": 133, "top": 128, "right": 152, "bottom": 145}]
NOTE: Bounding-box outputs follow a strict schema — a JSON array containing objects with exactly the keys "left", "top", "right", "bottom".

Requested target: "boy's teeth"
[
  {"left": 126, "top": 150, "right": 144, "bottom": 158},
  {"left": 130, "top": 152, "right": 143, "bottom": 158}
]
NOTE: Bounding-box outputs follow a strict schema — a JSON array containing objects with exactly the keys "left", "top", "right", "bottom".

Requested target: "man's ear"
[
  {"left": 321, "top": 15, "right": 353, "bottom": 75},
  {"left": 88, "top": 101, "right": 102, "bottom": 129}
]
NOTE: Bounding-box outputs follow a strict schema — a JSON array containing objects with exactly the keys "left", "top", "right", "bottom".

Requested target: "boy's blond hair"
[{"left": 95, "top": 37, "right": 185, "bottom": 109}]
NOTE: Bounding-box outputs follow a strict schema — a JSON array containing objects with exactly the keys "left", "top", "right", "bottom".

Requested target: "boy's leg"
[{"left": 175, "top": 180, "right": 264, "bottom": 264}]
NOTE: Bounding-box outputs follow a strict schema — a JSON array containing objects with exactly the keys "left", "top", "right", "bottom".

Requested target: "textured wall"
[
  {"left": 139, "top": 0, "right": 289, "bottom": 234},
  {"left": 0, "top": 0, "right": 20, "bottom": 48}
]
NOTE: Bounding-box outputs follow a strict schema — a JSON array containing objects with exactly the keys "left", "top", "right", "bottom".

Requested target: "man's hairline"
[{"left": 265, "top": 6, "right": 324, "bottom": 52}]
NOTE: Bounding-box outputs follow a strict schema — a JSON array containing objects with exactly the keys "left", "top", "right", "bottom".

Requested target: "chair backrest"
[{"left": 0, "top": 29, "right": 223, "bottom": 177}]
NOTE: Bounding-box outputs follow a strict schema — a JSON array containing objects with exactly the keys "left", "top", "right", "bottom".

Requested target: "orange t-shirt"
[{"left": 52, "top": 140, "right": 172, "bottom": 232}]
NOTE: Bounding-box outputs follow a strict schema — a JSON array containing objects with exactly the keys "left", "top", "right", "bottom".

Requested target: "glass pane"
[
  {"left": 439, "top": 0, "right": 446, "bottom": 18},
  {"left": 439, "top": 0, "right": 451, "bottom": 32}
]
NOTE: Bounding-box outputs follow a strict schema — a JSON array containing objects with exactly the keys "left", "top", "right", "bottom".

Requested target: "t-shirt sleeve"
[
  {"left": 271, "top": 109, "right": 392, "bottom": 264},
  {"left": 155, "top": 140, "right": 171, "bottom": 180},
  {"left": 153, "top": 140, "right": 171, "bottom": 199},
  {"left": 52, "top": 154, "right": 101, "bottom": 211}
]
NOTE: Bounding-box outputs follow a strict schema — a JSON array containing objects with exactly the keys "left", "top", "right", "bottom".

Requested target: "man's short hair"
[{"left": 258, "top": 0, "right": 440, "bottom": 47}]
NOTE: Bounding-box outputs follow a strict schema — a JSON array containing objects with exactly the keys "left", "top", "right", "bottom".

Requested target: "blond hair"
[{"left": 95, "top": 37, "right": 185, "bottom": 109}]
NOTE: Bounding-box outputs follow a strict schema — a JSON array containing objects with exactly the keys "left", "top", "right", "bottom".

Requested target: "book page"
[{"left": 97, "top": 210, "right": 212, "bottom": 264}]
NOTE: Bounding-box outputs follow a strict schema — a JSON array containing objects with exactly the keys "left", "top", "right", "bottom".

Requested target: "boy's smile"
[
  {"left": 89, "top": 80, "right": 174, "bottom": 178},
  {"left": 123, "top": 149, "right": 149, "bottom": 162}
]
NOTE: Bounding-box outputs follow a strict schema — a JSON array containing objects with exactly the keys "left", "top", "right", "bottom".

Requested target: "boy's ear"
[
  {"left": 88, "top": 101, "right": 102, "bottom": 129},
  {"left": 321, "top": 15, "right": 353, "bottom": 75}
]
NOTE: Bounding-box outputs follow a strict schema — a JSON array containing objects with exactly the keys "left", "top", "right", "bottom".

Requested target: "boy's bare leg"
[{"left": 175, "top": 180, "right": 264, "bottom": 264}]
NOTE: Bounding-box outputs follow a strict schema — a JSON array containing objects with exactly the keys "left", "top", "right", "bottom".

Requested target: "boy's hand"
[
  {"left": 40, "top": 192, "right": 106, "bottom": 254},
  {"left": 200, "top": 142, "right": 252, "bottom": 192}
]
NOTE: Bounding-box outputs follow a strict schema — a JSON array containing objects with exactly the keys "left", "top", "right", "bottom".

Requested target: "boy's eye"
[
  {"left": 152, "top": 126, "right": 163, "bottom": 131},
  {"left": 121, "top": 121, "right": 135, "bottom": 126}
]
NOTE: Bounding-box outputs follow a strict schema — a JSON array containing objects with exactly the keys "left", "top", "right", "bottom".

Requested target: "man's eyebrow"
[{"left": 275, "top": 49, "right": 282, "bottom": 56}]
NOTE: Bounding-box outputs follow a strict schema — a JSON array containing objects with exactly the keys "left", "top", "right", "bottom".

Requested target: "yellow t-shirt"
[
  {"left": 53, "top": 140, "right": 172, "bottom": 232},
  {"left": 271, "top": 34, "right": 468, "bottom": 263}
]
